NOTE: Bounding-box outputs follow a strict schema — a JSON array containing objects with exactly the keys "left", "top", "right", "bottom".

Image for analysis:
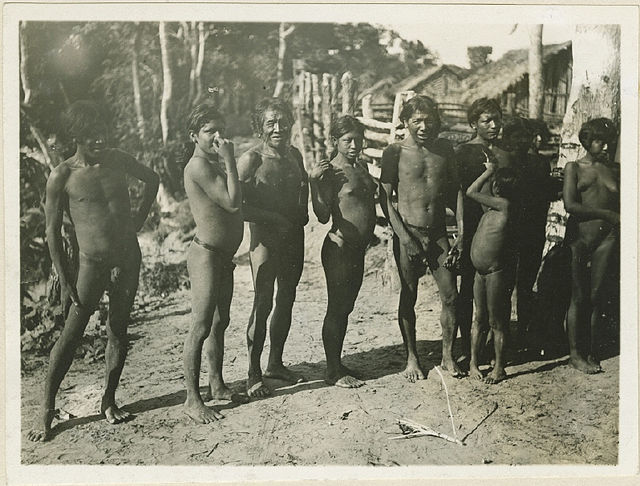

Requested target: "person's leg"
[
  {"left": 205, "top": 258, "right": 247, "bottom": 402},
  {"left": 392, "top": 234, "right": 424, "bottom": 382},
  {"left": 470, "top": 272, "right": 487, "bottom": 380},
  {"left": 247, "top": 235, "right": 277, "bottom": 397},
  {"left": 567, "top": 242, "right": 600, "bottom": 374},
  {"left": 485, "top": 268, "right": 510, "bottom": 384},
  {"left": 28, "top": 258, "right": 109, "bottom": 442},
  {"left": 587, "top": 231, "right": 618, "bottom": 369},
  {"left": 265, "top": 226, "right": 305, "bottom": 383},
  {"left": 516, "top": 233, "right": 544, "bottom": 350},
  {"left": 322, "top": 236, "right": 365, "bottom": 387},
  {"left": 101, "top": 245, "right": 141, "bottom": 424},
  {"left": 183, "top": 243, "right": 225, "bottom": 423},
  {"left": 429, "top": 236, "right": 464, "bottom": 377},
  {"left": 457, "top": 238, "right": 475, "bottom": 363}
]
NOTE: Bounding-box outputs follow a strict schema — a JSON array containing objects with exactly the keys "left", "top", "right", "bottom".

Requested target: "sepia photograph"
[{"left": 3, "top": 1, "right": 638, "bottom": 484}]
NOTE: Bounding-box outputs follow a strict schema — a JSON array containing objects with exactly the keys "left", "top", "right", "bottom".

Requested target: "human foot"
[
  {"left": 570, "top": 356, "right": 602, "bottom": 374},
  {"left": 469, "top": 365, "right": 483, "bottom": 381},
  {"left": 101, "top": 402, "right": 132, "bottom": 425},
  {"left": 402, "top": 358, "right": 425, "bottom": 383},
  {"left": 587, "top": 355, "right": 603, "bottom": 372},
  {"left": 210, "top": 383, "right": 250, "bottom": 404},
  {"left": 441, "top": 358, "right": 466, "bottom": 378},
  {"left": 27, "top": 408, "right": 56, "bottom": 442},
  {"left": 326, "top": 366, "right": 364, "bottom": 388},
  {"left": 247, "top": 375, "right": 271, "bottom": 398},
  {"left": 484, "top": 368, "right": 507, "bottom": 384},
  {"left": 183, "top": 399, "right": 224, "bottom": 424},
  {"left": 264, "top": 364, "right": 305, "bottom": 384}
]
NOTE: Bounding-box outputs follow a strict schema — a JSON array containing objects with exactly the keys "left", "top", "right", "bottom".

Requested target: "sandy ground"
[{"left": 20, "top": 219, "right": 619, "bottom": 466}]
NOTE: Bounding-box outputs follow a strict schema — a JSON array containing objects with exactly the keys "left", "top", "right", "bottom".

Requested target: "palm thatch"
[
  {"left": 461, "top": 41, "right": 571, "bottom": 103},
  {"left": 395, "top": 64, "right": 470, "bottom": 93}
]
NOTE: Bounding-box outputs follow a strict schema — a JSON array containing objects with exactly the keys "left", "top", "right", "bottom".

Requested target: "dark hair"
[
  {"left": 492, "top": 167, "right": 517, "bottom": 200},
  {"left": 399, "top": 95, "right": 441, "bottom": 132},
  {"left": 467, "top": 97, "right": 502, "bottom": 126},
  {"left": 329, "top": 115, "right": 365, "bottom": 159},
  {"left": 578, "top": 117, "right": 617, "bottom": 151},
  {"left": 61, "top": 100, "right": 108, "bottom": 140},
  {"left": 186, "top": 103, "right": 225, "bottom": 135},
  {"left": 502, "top": 116, "right": 530, "bottom": 151},
  {"left": 330, "top": 115, "right": 365, "bottom": 140},
  {"left": 251, "top": 98, "right": 294, "bottom": 137}
]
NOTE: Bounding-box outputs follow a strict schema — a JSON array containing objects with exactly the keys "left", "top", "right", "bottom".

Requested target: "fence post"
[
  {"left": 341, "top": 71, "right": 354, "bottom": 115},
  {"left": 361, "top": 93, "right": 373, "bottom": 119},
  {"left": 390, "top": 90, "right": 415, "bottom": 143},
  {"left": 321, "top": 73, "right": 333, "bottom": 159},
  {"left": 311, "top": 73, "right": 324, "bottom": 163}
]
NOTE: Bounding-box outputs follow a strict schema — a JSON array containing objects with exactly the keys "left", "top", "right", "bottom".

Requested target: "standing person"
[
  {"left": 237, "top": 98, "right": 309, "bottom": 398},
  {"left": 28, "top": 101, "right": 159, "bottom": 442},
  {"left": 379, "top": 95, "right": 464, "bottom": 382},
  {"left": 563, "top": 118, "right": 619, "bottom": 374},
  {"left": 308, "top": 116, "right": 377, "bottom": 388},
  {"left": 182, "top": 104, "right": 247, "bottom": 424},
  {"left": 466, "top": 166, "right": 518, "bottom": 384},
  {"left": 454, "top": 98, "right": 507, "bottom": 364}
]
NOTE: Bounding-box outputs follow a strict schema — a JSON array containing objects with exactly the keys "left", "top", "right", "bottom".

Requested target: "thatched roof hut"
[{"left": 461, "top": 41, "right": 572, "bottom": 105}]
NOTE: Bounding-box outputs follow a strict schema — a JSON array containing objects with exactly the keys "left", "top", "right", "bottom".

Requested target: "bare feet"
[
  {"left": 402, "top": 357, "right": 426, "bottom": 383},
  {"left": 210, "top": 383, "right": 250, "bottom": 404},
  {"left": 469, "top": 365, "right": 483, "bottom": 381},
  {"left": 484, "top": 368, "right": 507, "bottom": 384},
  {"left": 27, "top": 408, "right": 56, "bottom": 442},
  {"left": 441, "top": 358, "right": 466, "bottom": 378},
  {"left": 247, "top": 375, "right": 271, "bottom": 398},
  {"left": 183, "top": 399, "right": 224, "bottom": 424},
  {"left": 587, "top": 355, "right": 603, "bottom": 372},
  {"left": 102, "top": 403, "right": 132, "bottom": 425},
  {"left": 264, "top": 364, "right": 305, "bottom": 384},
  {"left": 570, "top": 356, "right": 602, "bottom": 374},
  {"left": 326, "top": 365, "right": 364, "bottom": 388}
]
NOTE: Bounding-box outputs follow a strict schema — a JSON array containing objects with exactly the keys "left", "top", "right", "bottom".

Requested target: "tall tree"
[
  {"left": 543, "top": 25, "right": 620, "bottom": 255},
  {"left": 131, "top": 23, "right": 147, "bottom": 142},
  {"left": 273, "top": 22, "right": 295, "bottom": 98},
  {"left": 528, "top": 25, "right": 544, "bottom": 119}
]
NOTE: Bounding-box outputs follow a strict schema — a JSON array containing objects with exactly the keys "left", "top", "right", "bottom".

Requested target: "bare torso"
[
  {"left": 471, "top": 208, "right": 511, "bottom": 274},
  {"left": 325, "top": 159, "right": 377, "bottom": 247},
  {"left": 569, "top": 159, "right": 619, "bottom": 252},
  {"left": 184, "top": 157, "right": 244, "bottom": 253},
  {"left": 395, "top": 141, "right": 450, "bottom": 231},
  {"left": 62, "top": 150, "right": 138, "bottom": 258}
]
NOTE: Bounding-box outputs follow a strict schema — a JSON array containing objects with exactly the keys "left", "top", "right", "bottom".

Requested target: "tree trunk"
[
  {"left": 194, "top": 22, "right": 208, "bottom": 104},
  {"left": 20, "top": 22, "right": 32, "bottom": 105},
  {"left": 131, "top": 24, "right": 146, "bottom": 143},
  {"left": 157, "top": 22, "right": 178, "bottom": 212},
  {"left": 528, "top": 25, "right": 544, "bottom": 119},
  {"left": 273, "top": 23, "right": 295, "bottom": 98},
  {"left": 543, "top": 25, "right": 620, "bottom": 256},
  {"left": 159, "top": 22, "right": 173, "bottom": 147},
  {"left": 341, "top": 71, "right": 354, "bottom": 115},
  {"left": 183, "top": 21, "right": 198, "bottom": 106}
]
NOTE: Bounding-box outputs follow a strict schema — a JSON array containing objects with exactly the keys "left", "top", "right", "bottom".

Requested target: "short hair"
[
  {"left": 578, "top": 118, "right": 617, "bottom": 150},
  {"left": 502, "top": 116, "right": 530, "bottom": 150},
  {"left": 492, "top": 167, "right": 517, "bottom": 201},
  {"left": 61, "top": 100, "right": 108, "bottom": 140},
  {"left": 330, "top": 115, "right": 365, "bottom": 140},
  {"left": 187, "top": 103, "right": 225, "bottom": 135},
  {"left": 467, "top": 97, "right": 502, "bottom": 126},
  {"left": 399, "top": 95, "right": 441, "bottom": 132},
  {"left": 251, "top": 98, "right": 294, "bottom": 137}
]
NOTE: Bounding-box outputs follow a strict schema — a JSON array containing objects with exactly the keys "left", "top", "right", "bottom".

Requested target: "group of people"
[{"left": 27, "top": 93, "right": 620, "bottom": 441}]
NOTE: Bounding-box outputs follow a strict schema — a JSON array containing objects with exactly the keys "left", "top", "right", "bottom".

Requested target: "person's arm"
[
  {"left": 293, "top": 149, "right": 309, "bottom": 226},
  {"left": 562, "top": 161, "right": 619, "bottom": 225},
  {"left": 189, "top": 157, "right": 241, "bottom": 213},
  {"left": 45, "top": 165, "right": 80, "bottom": 307},
  {"left": 445, "top": 147, "right": 464, "bottom": 252},
  {"left": 118, "top": 150, "right": 160, "bottom": 231},
  {"left": 216, "top": 136, "right": 242, "bottom": 210},
  {"left": 466, "top": 166, "right": 509, "bottom": 212},
  {"left": 237, "top": 150, "right": 292, "bottom": 228},
  {"left": 308, "top": 158, "right": 332, "bottom": 224},
  {"left": 378, "top": 145, "right": 422, "bottom": 260}
]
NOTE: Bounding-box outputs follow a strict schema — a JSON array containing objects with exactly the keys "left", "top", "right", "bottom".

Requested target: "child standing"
[{"left": 467, "top": 166, "right": 517, "bottom": 384}]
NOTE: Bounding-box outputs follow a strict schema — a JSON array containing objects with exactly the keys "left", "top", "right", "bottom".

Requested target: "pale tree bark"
[
  {"left": 528, "top": 25, "right": 544, "bottom": 120},
  {"left": 157, "top": 22, "right": 178, "bottom": 212},
  {"left": 20, "top": 22, "right": 32, "bottom": 105},
  {"left": 273, "top": 23, "right": 295, "bottom": 98},
  {"left": 543, "top": 25, "right": 620, "bottom": 256},
  {"left": 131, "top": 23, "right": 146, "bottom": 142},
  {"left": 194, "top": 22, "right": 209, "bottom": 104}
]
